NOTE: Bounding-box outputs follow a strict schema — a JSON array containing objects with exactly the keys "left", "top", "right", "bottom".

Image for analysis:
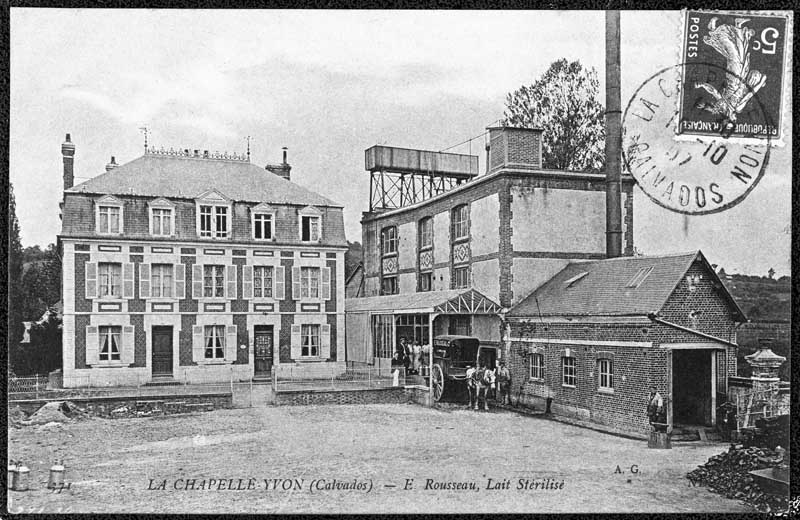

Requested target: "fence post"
[
  {"left": 368, "top": 367, "right": 371, "bottom": 388},
  {"left": 35, "top": 377, "right": 39, "bottom": 400}
]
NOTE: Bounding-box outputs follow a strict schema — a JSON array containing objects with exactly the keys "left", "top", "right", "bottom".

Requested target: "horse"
[{"left": 467, "top": 367, "right": 496, "bottom": 411}]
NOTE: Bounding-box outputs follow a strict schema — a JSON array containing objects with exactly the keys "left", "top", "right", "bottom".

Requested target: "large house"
[
  {"left": 346, "top": 126, "right": 635, "bottom": 367},
  {"left": 58, "top": 135, "right": 347, "bottom": 387}
]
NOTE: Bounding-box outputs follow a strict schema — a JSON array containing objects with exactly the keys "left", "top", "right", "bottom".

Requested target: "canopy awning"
[{"left": 345, "top": 289, "right": 502, "bottom": 315}]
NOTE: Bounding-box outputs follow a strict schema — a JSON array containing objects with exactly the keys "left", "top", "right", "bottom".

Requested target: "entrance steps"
[
  {"left": 671, "top": 424, "right": 723, "bottom": 442},
  {"left": 144, "top": 378, "right": 182, "bottom": 387}
]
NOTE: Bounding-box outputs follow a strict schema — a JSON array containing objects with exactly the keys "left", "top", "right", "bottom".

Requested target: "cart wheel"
[{"left": 431, "top": 364, "right": 444, "bottom": 402}]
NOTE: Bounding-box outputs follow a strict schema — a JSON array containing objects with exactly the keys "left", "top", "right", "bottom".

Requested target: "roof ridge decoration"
[{"left": 146, "top": 146, "right": 249, "bottom": 162}]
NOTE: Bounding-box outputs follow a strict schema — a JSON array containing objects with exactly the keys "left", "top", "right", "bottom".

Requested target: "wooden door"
[
  {"left": 152, "top": 326, "right": 173, "bottom": 376},
  {"left": 254, "top": 326, "right": 274, "bottom": 377}
]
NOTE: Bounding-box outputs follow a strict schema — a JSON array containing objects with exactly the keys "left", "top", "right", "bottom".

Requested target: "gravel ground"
[{"left": 7, "top": 404, "right": 752, "bottom": 514}]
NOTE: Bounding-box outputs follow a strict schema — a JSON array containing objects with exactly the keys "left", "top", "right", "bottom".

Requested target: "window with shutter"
[
  {"left": 174, "top": 264, "right": 185, "bottom": 299},
  {"left": 139, "top": 263, "right": 151, "bottom": 299},
  {"left": 85, "top": 326, "right": 99, "bottom": 365},
  {"left": 321, "top": 267, "right": 331, "bottom": 300},
  {"left": 320, "top": 323, "right": 331, "bottom": 360},
  {"left": 275, "top": 266, "right": 286, "bottom": 300},
  {"left": 192, "top": 264, "right": 203, "bottom": 299},
  {"left": 225, "top": 265, "right": 237, "bottom": 299},
  {"left": 123, "top": 263, "right": 135, "bottom": 298},
  {"left": 192, "top": 325, "right": 204, "bottom": 362},
  {"left": 291, "top": 266, "right": 301, "bottom": 300},
  {"left": 290, "top": 324, "right": 302, "bottom": 360},
  {"left": 122, "top": 325, "right": 135, "bottom": 365},
  {"left": 225, "top": 325, "right": 238, "bottom": 361},
  {"left": 242, "top": 265, "right": 254, "bottom": 299},
  {"left": 85, "top": 262, "right": 97, "bottom": 299}
]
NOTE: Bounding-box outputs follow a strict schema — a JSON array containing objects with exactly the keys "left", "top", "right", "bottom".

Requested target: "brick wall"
[
  {"left": 75, "top": 315, "right": 89, "bottom": 369},
  {"left": 179, "top": 314, "right": 196, "bottom": 366},
  {"left": 128, "top": 254, "right": 146, "bottom": 312},
  {"left": 234, "top": 313, "right": 249, "bottom": 364},
  {"left": 74, "top": 253, "right": 92, "bottom": 312},
  {"left": 279, "top": 314, "right": 293, "bottom": 362},
  {"left": 131, "top": 314, "right": 146, "bottom": 367}
]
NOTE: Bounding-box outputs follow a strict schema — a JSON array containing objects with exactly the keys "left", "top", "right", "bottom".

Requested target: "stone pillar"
[{"left": 745, "top": 340, "right": 786, "bottom": 392}]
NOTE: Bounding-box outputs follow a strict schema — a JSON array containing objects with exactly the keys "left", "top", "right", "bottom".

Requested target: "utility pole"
[{"left": 605, "top": 10, "right": 623, "bottom": 258}]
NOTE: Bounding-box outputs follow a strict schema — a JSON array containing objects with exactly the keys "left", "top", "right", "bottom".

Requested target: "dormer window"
[
  {"left": 95, "top": 195, "right": 124, "bottom": 235},
  {"left": 149, "top": 198, "right": 175, "bottom": 237},
  {"left": 195, "top": 189, "right": 231, "bottom": 240},
  {"left": 299, "top": 206, "right": 323, "bottom": 242},
  {"left": 251, "top": 203, "right": 275, "bottom": 241}
]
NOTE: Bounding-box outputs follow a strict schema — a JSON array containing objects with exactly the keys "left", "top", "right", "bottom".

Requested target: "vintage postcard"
[{"left": 6, "top": 8, "right": 793, "bottom": 515}]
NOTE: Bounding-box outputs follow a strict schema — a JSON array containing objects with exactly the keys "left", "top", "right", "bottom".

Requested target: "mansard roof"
[{"left": 67, "top": 151, "right": 341, "bottom": 207}]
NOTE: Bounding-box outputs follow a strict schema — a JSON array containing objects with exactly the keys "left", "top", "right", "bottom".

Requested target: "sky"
[{"left": 10, "top": 9, "right": 792, "bottom": 276}]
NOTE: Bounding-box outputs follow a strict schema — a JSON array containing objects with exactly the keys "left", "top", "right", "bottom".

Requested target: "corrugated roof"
[
  {"left": 346, "top": 289, "right": 500, "bottom": 314},
  {"left": 508, "top": 251, "right": 705, "bottom": 318},
  {"left": 67, "top": 153, "right": 342, "bottom": 207}
]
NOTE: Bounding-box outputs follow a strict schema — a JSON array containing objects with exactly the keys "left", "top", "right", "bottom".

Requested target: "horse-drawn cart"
[{"left": 427, "top": 335, "right": 497, "bottom": 401}]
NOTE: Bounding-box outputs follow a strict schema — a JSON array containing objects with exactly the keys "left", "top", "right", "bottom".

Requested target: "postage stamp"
[{"left": 677, "top": 10, "right": 791, "bottom": 144}]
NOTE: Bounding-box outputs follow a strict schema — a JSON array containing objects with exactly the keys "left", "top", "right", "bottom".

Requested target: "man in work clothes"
[
  {"left": 647, "top": 386, "right": 666, "bottom": 432},
  {"left": 496, "top": 361, "right": 512, "bottom": 405}
]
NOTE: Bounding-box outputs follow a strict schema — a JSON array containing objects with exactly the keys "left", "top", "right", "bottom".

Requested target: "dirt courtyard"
[{"left": 7, "top": 403, "right": 752, "bottom": 514}]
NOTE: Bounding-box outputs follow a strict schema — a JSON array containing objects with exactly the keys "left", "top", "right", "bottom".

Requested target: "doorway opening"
[{"left": 672, "top": 349, "right": 714, "bottom": 426}]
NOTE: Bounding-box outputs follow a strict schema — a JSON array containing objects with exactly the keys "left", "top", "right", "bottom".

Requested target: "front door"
[
  {"left": 152, "top": 326, "right": 173, "bottom": 377},
  {"left": 254, "top": 325, "right": 274, "bottom": 377}
]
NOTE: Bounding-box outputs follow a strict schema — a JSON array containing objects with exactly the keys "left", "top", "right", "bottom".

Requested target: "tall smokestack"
[
  {"left": 605, "top": 10, "right": 623, "bottom": 258},
  {"left": 62, "top": 133, "right": 75, "bottom": 190}
]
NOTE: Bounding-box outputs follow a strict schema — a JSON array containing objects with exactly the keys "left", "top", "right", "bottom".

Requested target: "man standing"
[
  {"left": 496, "top": 361, "right": 512, "bottom": 405},
  {"left": 465, "top": 365, "right": 476, "bottom": 408},
  {"left": 647, "top": 386, "right": 666, "bottom": 431}
]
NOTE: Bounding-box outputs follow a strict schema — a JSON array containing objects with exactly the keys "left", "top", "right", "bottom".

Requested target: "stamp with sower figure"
[
  {"left": 622, "top": 11, "right": 791, "bottom": 215},
  {"left": 679, "top": 11, "right": 789, "bottom": 142}
]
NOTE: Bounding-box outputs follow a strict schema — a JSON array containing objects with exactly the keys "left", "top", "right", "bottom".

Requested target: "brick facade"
[
  {"left": 505, "top": 259, "right": 741, "bottom": 435},
  {"left": 60, "top": 150, "right": 348, "bottom": 388}
]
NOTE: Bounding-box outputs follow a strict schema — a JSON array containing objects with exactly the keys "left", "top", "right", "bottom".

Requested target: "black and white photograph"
[{"left": 6, "top": 7, "right": 794, "bottom": 515}]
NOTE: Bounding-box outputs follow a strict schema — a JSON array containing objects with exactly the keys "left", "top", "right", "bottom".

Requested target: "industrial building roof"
[
  {"left": 346, "top": 288, "right": 501, "bottom": 315},
  {"left": 508, "top": 251, "right": 745, "bottom": 320},
  {"left": 67, "top": 152, "right": 342, "bottom": 207}
]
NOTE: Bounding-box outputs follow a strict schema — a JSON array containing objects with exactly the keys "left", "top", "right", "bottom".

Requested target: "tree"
[
  {"left": 503, "top": 59, "right": 605, "bottom": 172},
  {"left": 8, "top": 184, "right": 26, "bottom": 374}
]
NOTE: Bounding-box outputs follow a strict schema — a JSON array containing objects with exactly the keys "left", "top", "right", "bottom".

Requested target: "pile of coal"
[{"left": 687, "top": 443, "right": 789, "bottom": 513}]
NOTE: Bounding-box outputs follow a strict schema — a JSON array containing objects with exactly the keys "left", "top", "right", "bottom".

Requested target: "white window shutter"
[
  {"left": 275, "top": 266, "right": 286, "bottom": 300},
  {"left": 192, "top": 325, "right": 205, "bottom": 362},
  {"left": 290, "top": 324, "right": 301, "bottom": 360},
  {"left": 242, "top": 265, "right": 253, "bottom": 299},
  {"left": 174, "top": 263, "right": 185, "bottom": 299},
  {"left": 139, "top": 263, "right": 151, "bottom": 299},
  {"left": 225, "top": 325, "right": 238, "bottom": 361},
  {"left": 292, "top": 266, "right": 301, "bottom": 300},
  {"left": 322, "top": 267, "right": 331, "bottom": 300},
  {"left": 192, "top": 264, "right": 203, "bottom": 299},
  {"left": 85, "top": 262, "right": 97, "bottom": 299},
  {"left": 85, "top": 326, "right": 99, "bottom": 365},
  {"left": 122, "top": 325, "right": 135, "bottom": 365},
  {"left": 321, "top": 323, "right": 331, "bottom": 360},
  {"left": 123, "top": 263, "right": 134, "bottom": 298},
  {"left": 225, "top": 265, "right": 237, "bottom": 299}
]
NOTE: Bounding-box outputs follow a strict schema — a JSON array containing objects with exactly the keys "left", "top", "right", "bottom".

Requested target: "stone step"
[{"left": 144, "top": 379, "right": 182, "bottom": 386}]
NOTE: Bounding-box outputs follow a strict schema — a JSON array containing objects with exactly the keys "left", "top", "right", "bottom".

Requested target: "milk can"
[
  {"left": 48, "top": 460, "right": 65, "bottom": 489},
  {"left": 8, "top": 460, "right": 18, "bottom": 490},
  {"left": 15, "top": 464, "right": 30, "bottom": 491}
]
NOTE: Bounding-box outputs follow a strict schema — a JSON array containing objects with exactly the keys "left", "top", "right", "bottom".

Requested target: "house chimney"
[
  {"left": 485, "top": 126, "right": 543, "bottom": 173},
  {"left": 105, "top": 156, "right": 118, "bottom": 172},
  {"left": 62, "top": 133, "right": 75, "bottom": 190},
  {"left": 265, "top": 147, "right": 292, "bottom": 181}
]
